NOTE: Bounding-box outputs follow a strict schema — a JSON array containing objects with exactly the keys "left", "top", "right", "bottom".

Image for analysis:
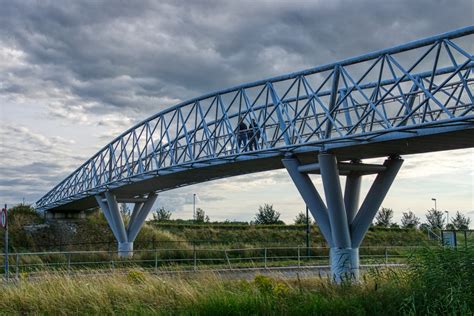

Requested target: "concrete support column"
[
  {"left": 95, "top": 191, "right": 157, "bottom": 258},
  {"left": 344, "top": 168, "right": 362, "bottom": 224},
  {"left": 319, "top": 153, "right": 351, "bottom": 249},
  {"left": 351, "top": 156, "right": 404, "bottom": 248},
  {"left": 282, "top": 158, "right": 333, "bottom": 246},
  {"left": 118, "top": 242, "right": 134, "bottom": 257},
  {"left": 330, "top": 248, "right": 359, "bottom": 282},
  {"left": 284, "top": 154, "right": 402, "bottom": 283}
]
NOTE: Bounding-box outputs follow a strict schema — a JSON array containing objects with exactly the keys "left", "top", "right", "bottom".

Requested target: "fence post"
[
  {"left": 264, "top": 248, "right": 267, "bottom": 269},
  {"left": 193, "top": 243, "right": 197, "bottom": 272},
  {"left": 67, "top": 253, "right": 71, "bottom": 273},
  {"left": 15, "top": 253, "right": 19, "bottom": 280},
  {"left": 224, "top": 250, "right": 232, "bottom": 270},
  {"left": 154, "top": 249, "right": 158, "bottom": 273},
  {"left": 464, "top": 231, "right": 468, "bottom": 249},
  {"left": 297, "top": 246, "right": 301, "bottom": 268}
]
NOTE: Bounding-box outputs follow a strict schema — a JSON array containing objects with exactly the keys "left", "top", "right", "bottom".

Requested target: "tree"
[
  {"left": 425, "top": 208, "right": 444, "bottom": 230},
  {"left": 119, "top": 203, "right": 130, "bottom": 219},
  {"left": 254, "top": 204, "right": 283, "bottom": 225},
  {"left": 195, "top": 208, "right": 209, "bottom": 223},
  {"left": 419, "top": 223, "right": 430, "bottom": 232},
  {"left": 374, "top": 207, "right": 393, "bottom": 227},
  {"left": 451, "top": 211, "right": 471, "bottom": 230},
  {"left": 294, "top": 212, "right": 313, "bottom": 225},
  {"left": 152, "top": 207, "right": 172, "bottom": 222},
  {"left": 401, "top": 211, "right": 420, "bottom": 229}
]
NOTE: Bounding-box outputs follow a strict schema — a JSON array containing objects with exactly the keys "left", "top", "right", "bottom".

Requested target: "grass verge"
[{"left": 0, "top": 246, "right": 472, "bottom": 315}]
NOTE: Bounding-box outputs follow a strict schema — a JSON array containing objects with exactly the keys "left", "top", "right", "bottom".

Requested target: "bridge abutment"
[
  {"left": 283, "top": 153, "right": 403, "bottom": 283},
  {"left": 95, "top": 192, "right": 157, "bottom": 257}
]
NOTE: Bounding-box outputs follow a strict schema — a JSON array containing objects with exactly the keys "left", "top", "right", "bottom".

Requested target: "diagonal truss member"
[
  {"left": 283, "top": 153, "right": 403, "bottom": 282},
  {"left": 95, "top": 192, "right": 158, "bottom": 257}
]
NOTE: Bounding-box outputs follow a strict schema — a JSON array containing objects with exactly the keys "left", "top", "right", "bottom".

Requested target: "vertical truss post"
[
  {"left": 96, "top": 192, "right": 158, "bottom": 257},
  {"left": 325, "top": 65, "right": 341, "bottom": 138},
  {"left": 284, "top": 154, "right": 403, "bottom": 283},
  {"left": 268, "top": 83, "right": 291, "bottom": 145}
]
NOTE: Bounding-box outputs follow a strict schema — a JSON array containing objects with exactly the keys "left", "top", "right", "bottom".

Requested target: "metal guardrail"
[{"left": 0, "top": 246, "right": 421, "bottom": 279}]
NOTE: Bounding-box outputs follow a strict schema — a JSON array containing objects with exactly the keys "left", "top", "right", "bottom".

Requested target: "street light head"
[{"left": 431, "top": 198, "right": 436, "bottom": 201}]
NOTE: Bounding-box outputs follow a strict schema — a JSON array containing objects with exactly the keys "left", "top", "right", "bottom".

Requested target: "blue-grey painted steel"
[
  {"left": 285, "top": 153, "right": 402, "bottom": 281},
  {"left": 129, "top": 202, "right": 144, "bottom": 230},
  {"left": 105, "top": 191, "right": 127, "bottom": 243},
  {"left": 351, "top": 157, "right": 404, "bottom": 247},
  {"left": 98, "top": 192, "right": 157, "bottom": 257},
  {"left": 282, "top": 158, "right": 333, "bottom": 246},
  {"left": 36, "top": 26, "right": 474, "bottom": 212},
  {"left": 319, "top": 153, "right": 351, "bottom": 248},
  {"left": 94, "top": 195, "right": 119, "bottom": 240},
  {"left": 344, "top": 172, "right": 362, "bottom": 224},
  {"left": 127, "top": 193, "right": 157, "bottom": 242}
]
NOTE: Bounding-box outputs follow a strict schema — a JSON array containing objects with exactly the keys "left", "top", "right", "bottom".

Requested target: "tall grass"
[
  {"left": 400, "top": 246, "right": 474, "bottom": 315},
  {"left": 0, "top": 246, "right": 472, "bottom": 315}
]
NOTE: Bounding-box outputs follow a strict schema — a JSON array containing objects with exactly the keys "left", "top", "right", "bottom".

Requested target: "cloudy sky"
[{"left": 0, "top": 0, "right": 472, "bottom": 225}]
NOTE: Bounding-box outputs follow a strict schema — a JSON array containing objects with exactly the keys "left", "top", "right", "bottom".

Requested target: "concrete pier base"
[
  {"left": 118, "top": 242, "right": 134, "bottom": 258},
  {"left": 330, "top": 248, "right": 359, "bottom": 282}
]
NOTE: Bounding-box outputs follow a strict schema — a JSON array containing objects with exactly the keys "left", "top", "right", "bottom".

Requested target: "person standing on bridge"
[
  {"left": 237, "top": 119, "right": 248, "bottom": 151},
  {"left": 248, "top": 119, "right": 260, "bottom": 151}
]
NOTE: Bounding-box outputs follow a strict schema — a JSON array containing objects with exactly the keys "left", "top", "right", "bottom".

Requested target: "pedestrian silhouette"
[
  {"left": 237, "top": 119, "right": 248, "bottom": 150},
  {"left": 248, "top": 119, "right": 260, "bottom": 151}
]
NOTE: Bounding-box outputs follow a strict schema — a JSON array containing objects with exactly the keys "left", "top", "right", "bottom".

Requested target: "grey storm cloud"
[
  {"left": 1, "top": 0, "right": 473, "bottom": 211},
  {"left": 1, "top": 0, "right": 472, "bottom": 119}
]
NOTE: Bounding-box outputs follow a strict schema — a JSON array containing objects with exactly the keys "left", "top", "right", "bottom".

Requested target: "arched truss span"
[{"left": 37, "top": 26, "right": 474, "bottom": 212}]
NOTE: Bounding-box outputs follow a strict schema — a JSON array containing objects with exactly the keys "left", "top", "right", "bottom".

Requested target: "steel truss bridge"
[{"left": 36, "top": 27, "right": 474, "bottom": 282}]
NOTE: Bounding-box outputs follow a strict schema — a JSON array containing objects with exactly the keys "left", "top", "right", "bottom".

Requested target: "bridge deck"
[{"left": 50, "top": 123, "right": 473, "bottom": 211}]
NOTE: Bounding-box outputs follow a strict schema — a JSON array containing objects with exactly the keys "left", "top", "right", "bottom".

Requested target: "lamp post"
[
  {"left": 431, "top": 198, "right": 437, "bottom": 211},
  {"left": 445, "top": 211, "right": 449, "bottom": 229},
  {"left": 193, "top": 194, "right": 196, "bottom": 223}
]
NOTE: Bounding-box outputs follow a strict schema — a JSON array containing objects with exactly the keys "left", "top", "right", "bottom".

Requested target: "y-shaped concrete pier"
[{"left": 283, "top": 153, "right": 403, "bottom": 282}]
